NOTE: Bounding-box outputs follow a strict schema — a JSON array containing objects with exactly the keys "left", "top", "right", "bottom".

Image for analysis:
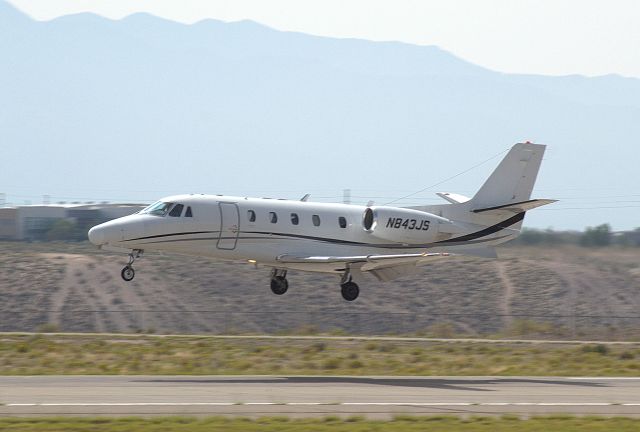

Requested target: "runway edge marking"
[{"left": 6, "top": 402, "right": 640, "bottom": 407}]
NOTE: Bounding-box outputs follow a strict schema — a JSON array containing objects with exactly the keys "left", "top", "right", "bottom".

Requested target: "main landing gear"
[
  {"left": 270, "top": 269, "right": 288, "bottom": 295},
  {"left": 121, "top": 249, "right": 143, "bottom": 282},
  {"left": 340, "top": 269, "right": 359, "bottom": 302},
  {"left": 268, "top": 268, "right": 359, "bottom": 301}
]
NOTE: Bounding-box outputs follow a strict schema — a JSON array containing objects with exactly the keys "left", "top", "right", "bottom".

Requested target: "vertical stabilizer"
[{"left": 471, "top": 142, "right": 546, "bottom": 209}]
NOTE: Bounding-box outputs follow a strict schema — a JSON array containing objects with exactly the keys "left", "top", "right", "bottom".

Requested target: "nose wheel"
[
  {"left": 121, "top": 249, "right": 143, "bottom": 282},
  {"left": 121, "top": 266, "right": 135, "bottom": 281}
]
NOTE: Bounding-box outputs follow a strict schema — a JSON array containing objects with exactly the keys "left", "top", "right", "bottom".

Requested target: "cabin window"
[
  {"left": 142, "top": 201, "right": 173, "bottom": 217},
  {"left": 248, "top": 210, "right": 256, "bottom": 222},
  {"left": 168, "top": 204, "right": 184, "bottom": 217},
  {"left": 338, "top": 216, "right": 347, "bottom": 228},
  {"left": 312, "top": 214, "right": 321, "bottom": 226},
  {"left": 185, "top": 206, "right": 193, "bottom": 217},
  {"left": 269, "top": 212, "right": 278, "bottom": 223},
  {"left": 290, "top": 213, "right": 299, "bottom": 225}
]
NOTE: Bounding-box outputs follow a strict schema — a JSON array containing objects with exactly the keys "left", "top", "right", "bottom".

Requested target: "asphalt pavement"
[{"left": 2, "top": 375, "right": 640, "bottom": 418}]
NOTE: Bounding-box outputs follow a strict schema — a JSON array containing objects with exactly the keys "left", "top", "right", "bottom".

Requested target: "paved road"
[{"left": 2, "top": 376, "right": 640, "bottom": 418}]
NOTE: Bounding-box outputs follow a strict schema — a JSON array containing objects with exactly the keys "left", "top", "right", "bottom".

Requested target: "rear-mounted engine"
[{"left": 362, "top": 206, "right": 444, "bottom": 244}]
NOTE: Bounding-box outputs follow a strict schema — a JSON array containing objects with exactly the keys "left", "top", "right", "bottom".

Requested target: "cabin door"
[{"left": 217, "top": 202, "right": 240, "bottom": 250}]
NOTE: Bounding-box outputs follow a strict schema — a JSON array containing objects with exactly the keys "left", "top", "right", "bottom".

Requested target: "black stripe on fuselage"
[
  {"left": 435, "top": 212, "right": 525, "bottom": 244},
  {"left": 132, "top": 234, "right": 512, "bottom": 249},
  {"left": 122, "top": 231, "right": 219, "bottom": 242},
  {"left": 243, "top": 231, "right": 368, "bottom": 246}
]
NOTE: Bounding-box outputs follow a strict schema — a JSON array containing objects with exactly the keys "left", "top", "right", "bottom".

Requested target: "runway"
[{"left": 2, "top": 376, "right": 640, "bottom": 418}]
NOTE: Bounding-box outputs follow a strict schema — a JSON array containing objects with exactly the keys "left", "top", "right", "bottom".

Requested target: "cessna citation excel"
[{"left": 88, "top": 142, "right": 555, "bottom": 301}]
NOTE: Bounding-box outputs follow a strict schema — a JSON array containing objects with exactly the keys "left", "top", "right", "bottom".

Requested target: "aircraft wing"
[{"left": 276, "top": 252, "right": 453, "bottom": 282}]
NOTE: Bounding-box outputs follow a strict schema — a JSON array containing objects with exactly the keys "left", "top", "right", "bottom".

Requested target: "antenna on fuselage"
[{"left": 300, "top": 194, "right": 310, "bottom": 202}]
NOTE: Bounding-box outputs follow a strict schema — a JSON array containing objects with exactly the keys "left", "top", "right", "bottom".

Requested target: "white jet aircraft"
[{"left": 88, "top": 142, "right": 555, "bottom": 301}]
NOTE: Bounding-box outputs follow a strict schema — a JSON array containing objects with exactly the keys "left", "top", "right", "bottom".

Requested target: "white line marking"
[
  {"left": 342, "top": 402, "right": 475, "bottom": 406},
  {"left": 568, "top": 377, "right": 640, "bottom": 380},
  {"left": 6, "top": 402, "right": 640, "bottom": 407},
  {"left": 7, "top": 402, "right": 235, "bottom": 407},
  {"left": 535, "top": 403, "right": 612, "bottom": 406}
]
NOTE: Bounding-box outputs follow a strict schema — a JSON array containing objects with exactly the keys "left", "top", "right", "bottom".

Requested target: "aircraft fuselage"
[{"left": 88, "top": 195, "right": 518, "bottom": 273}]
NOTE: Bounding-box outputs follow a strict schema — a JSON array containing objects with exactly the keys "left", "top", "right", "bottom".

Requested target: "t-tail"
[
  {"left": 463, "top": 142, "right": 556, "bottom": 237},
  {"left": 469, "top": 142, "right": 555, "bottom": 212},
  {"left": 412, "top": 142, "right": 556, "bottom": 254}
]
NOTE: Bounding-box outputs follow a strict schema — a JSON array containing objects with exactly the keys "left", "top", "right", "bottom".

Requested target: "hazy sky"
[{"left": 9, "top": 0, "right": 640, "bottom": 78}]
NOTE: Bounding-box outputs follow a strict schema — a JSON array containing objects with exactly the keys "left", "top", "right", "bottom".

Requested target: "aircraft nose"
[
  {"left": 88, "top": 216, "right": 141, "bottom": 246},
  {"left": 88, "top": 225, "right": 105, "bottom": 245}
]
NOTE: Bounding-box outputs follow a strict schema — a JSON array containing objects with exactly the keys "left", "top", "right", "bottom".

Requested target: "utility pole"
[{"left": 343, "top": 189, "right": 351, "bottom": 205}]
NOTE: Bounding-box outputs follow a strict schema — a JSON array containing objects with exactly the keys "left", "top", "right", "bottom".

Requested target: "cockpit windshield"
[{"left": 141, "top": 201, "right": 174, "bottom": 216}]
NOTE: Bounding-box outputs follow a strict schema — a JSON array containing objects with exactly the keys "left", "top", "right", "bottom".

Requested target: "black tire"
[
  {"left": 121, "top": 266, "right": 135, "bottom": 282},
  {"left": 270, "top": 276, "right": 288, "bottom": 295},
  {"left": 341, "top": 281, "right": 359, "bottom": 301}
]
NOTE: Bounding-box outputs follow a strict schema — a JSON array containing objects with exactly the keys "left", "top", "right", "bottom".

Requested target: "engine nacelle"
[{"left": 362, "top": 206, "right": 446, "bottom": 244}]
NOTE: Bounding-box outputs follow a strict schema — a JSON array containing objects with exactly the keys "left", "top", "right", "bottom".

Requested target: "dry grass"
[
  {"left": 1, "top": 415, "right": 640, "bottom": 432},
  {"left": 1, "top": 334, "right": 639, "bottom": 376}
]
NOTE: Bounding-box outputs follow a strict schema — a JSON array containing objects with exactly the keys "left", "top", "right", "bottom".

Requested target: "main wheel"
[
  {"left": 270, "top": 276, "right": 288, "bottom": 295},
  {"left": 341, "top": 281, "right": 359, "bottom": 301},
  {"left": 121, "top": 266, "right": 135, "bottom": 282}
]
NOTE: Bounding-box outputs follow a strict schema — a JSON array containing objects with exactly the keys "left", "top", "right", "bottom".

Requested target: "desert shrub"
[
  {"left": 581, "top": 344, "right": 610, "bottom": 355},
  {"left": 36, "top": 323, "right": 59, "bottom": 333},
  {"left": 580, "top": 224, "right": 612, "bottom": 247}
]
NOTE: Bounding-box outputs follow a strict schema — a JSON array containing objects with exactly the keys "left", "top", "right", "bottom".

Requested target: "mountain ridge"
[
  {"left": 1, "top": 0, "right": 639, "bottom": 230},
  {"left": 8, "top": 1, "right": 634, "bottom": 82}
]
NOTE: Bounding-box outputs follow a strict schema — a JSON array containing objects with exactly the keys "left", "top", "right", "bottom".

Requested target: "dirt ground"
[{"left": 0, "top": 241, "right": 639, "bottom": 338}]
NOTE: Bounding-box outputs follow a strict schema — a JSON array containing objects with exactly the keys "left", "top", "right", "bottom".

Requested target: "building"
[
  {"left": 0, "top": 203, "right": 146, "bottom": 241},
  {"left": 0, "top": 207, "right": 18, "bottom": 239}
]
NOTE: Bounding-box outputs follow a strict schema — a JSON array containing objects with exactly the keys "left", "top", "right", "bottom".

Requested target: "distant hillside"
[
  {"left": 1, "top": 241, "right": 639, "bottom": 339},
  {"left": 1, "top": 0, "right": 640, "bottom": 230}
]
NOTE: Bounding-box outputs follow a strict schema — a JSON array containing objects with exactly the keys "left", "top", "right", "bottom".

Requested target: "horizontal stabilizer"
[
  {"left": 436, "top": 192, "right": 471, "bottom": 204},
  {"left": 472, "top": 198, "right": 557, "bottom": 214}
]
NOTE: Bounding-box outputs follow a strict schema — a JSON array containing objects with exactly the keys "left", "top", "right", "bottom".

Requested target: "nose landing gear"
[
  {"left": 121, "top": 249, "right": 143, "bottom": 282},
  {"left": 121, "top": 266, "right": 135, "bottom": 281}
]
